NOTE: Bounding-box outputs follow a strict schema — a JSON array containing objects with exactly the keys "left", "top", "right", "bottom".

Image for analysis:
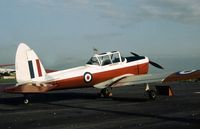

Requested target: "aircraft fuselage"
[{"left": 45, "top": 57, "right": 149, "bottom": 90}]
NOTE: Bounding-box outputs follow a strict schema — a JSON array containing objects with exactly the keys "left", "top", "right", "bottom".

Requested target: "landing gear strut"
[{"left": 98, "top": 88, "right": 113, "bottom": 97}]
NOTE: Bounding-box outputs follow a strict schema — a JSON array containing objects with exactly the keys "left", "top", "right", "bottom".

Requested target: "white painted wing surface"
[
  {"left": 94, "top": 70, "right": 200, "bottom": 89},
  {"left": 111, "top": 73, "right": 169, "bottom": 88},
  {"left": 94, "top": 74, "right": 133, "bottom": 89}
]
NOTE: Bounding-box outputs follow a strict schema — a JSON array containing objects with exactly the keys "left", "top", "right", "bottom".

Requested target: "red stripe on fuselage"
[
  {"left": 49, "top": 63, "right": 149, "bottom": 90},
  {"left": 36, "top": 59, "right": 42, "bottom": 77}
]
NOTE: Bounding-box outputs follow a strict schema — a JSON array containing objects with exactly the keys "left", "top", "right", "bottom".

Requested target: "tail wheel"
[
  {"left": 23, "top": 94, "right": 30, "bottom": 104},
  {"left": 24, "top": 99, "right": 29, "bottom": 104},
  {"left": 146, "top": 90, "right": 157, "bottom": 100}
]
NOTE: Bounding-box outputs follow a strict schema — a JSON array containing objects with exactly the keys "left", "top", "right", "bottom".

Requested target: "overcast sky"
[{"left": 0, "top": 0, "right": 200, "bottom": 72}]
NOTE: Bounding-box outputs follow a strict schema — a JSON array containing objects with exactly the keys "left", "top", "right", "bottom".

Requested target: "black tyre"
[
  {"left": 24, "top": 99, "right": 29, "bottom": 104},
  {"left": 147, "top": 90, "right": 157, "bottom": 100},
  {"left": 100, "top": 88, "right": 112, "bottom": 97}
]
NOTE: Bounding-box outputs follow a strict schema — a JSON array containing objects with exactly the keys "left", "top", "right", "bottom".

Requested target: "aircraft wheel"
[
  {"left": 24, "top": 99, "right": 29, "bottom": 104},
  {"left": 23, "top": 94, "right": 30, "bottom": 104},
  {"left": 146, "top": 90, "right": 157, "bottom": 100},
  {"left": 100, "top": 88, "right": 112, "bottom": 97}
]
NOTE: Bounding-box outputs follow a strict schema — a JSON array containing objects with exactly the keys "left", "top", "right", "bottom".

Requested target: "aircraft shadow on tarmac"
[
  {"left": 0, "top": 92, "right": 199, "bottom": 125},
  {"left": 0, "top": 91, "right": 148, "bottom": 105},
  {"left": 46, "top": 102, "right": 200, "bottom": 125}
]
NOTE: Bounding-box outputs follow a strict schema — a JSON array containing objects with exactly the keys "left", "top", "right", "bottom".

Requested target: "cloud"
[
  {"left": 138, "top": 0, "right": 200, "bottom": 23},
  {"left": 71, "top": 0, "right": 200, "bottom": 25},
  {"left": 101, "top": 0, "right": 200, "bottom": 25},
  {"left": 18, "top": 0, "right": 200, "bottom": 25},
  {"left": 84, "top": 32, "right": 123, "bottom": 40}
]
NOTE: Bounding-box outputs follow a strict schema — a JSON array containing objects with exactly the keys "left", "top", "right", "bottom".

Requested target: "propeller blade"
[
  {"left": 130, "top": 51, "right": 164, "bottom": 69},
  {"left": 130, "top": 52, "right": 140, "bottom": 57},
  {"left": 149, "top": 60, "right": 164, "bottom": 69}
]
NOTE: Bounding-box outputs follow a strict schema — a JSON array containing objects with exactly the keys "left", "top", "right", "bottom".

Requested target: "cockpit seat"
[{"left": 102, "top": 59, "right": 111, "bottom": 66}]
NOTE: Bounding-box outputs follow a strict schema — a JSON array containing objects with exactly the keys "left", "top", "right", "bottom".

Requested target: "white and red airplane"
[
  {"left": 0, "top": 64, "right": 15, "bottom": 76},
  {"left": 2, "top": 43, "right": 200, "bottom": 104}
]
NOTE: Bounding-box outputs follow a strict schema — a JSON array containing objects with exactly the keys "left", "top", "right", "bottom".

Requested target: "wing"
[
  {"left": 0, "top": 64, "right": 14, "bottom": 67},
  {"left": 163, "top": 70, "right": 200, "bottom": 83},
  {"left": 94, "top": 74, "right": 133, "bottom": 89},
  {"left": 94, "top": 70, "right": 200, "bottom": 89}
]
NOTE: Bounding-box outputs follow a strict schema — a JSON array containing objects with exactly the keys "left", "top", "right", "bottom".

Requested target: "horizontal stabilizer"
[{"left": 4, "top": 83, "right": 56, "bottom": 93}]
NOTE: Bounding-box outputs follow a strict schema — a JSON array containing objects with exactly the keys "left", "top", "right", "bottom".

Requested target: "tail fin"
[{"left": 15, "top": 43, "right": 46, "bottom": 83}]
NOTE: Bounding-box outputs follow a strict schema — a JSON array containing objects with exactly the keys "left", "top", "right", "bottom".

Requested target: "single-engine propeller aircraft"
[
  {"left": 2, "top": 43, "right": 200, "bottom": 104},
  {"left": 0, "top": 64, "right": 15, "bottom": 76}
]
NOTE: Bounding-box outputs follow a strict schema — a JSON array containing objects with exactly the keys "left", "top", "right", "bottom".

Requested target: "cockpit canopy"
[{"left": 87, "top": 51, "right": 125, "bottom": 66}]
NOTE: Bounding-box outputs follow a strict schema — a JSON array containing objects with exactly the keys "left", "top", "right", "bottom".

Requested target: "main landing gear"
[
  {"left": 145, "top": 84, "right": 157, "bottom": 100},
  {"left": 98, "top": 88, "right": 113, "bottom": 98}
]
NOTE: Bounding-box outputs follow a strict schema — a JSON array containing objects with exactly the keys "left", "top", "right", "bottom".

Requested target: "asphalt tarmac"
[{"left": 0, "top": 82, "right": 200, "bottom": 129}]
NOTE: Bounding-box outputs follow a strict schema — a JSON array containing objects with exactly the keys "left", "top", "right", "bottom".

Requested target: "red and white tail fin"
[{"left": 15, "top": 43, "right": 46, "bottom": 84}]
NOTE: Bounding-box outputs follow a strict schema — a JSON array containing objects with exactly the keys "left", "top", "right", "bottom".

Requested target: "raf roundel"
[
  {"left": 84, "top": 72, "right": 93, "bottom": 83},
  {"left": 178, "top": 70, "right": 197, "bottom": 75}
]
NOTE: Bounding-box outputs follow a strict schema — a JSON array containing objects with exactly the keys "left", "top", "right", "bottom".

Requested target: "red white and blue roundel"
[
  {"left": 177, "top": 70, "right": 197, "bottom": 75},
  {"left": 84, "top": 72, "right": 93, "bottom": 83}
]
